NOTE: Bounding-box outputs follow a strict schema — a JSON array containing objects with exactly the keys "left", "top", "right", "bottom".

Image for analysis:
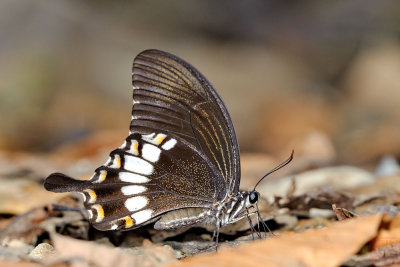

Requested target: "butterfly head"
[{"left": 248, "top": 190, "right": 259, "bottom": 204}]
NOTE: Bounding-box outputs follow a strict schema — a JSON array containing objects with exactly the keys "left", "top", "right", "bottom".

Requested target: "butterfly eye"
[{"left": 249, "top": 191, "right": 259, "bottom": 204}]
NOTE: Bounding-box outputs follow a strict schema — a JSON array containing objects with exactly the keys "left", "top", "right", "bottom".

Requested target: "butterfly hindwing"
[{"left": 72, "top": 132, "right": 217, "bottom": 231}]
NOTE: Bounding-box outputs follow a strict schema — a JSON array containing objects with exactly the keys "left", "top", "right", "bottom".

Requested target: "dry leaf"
[
  {"left": 345, "top": 242, "right": 400, "bottom": 266},
  {"left": 0, "top": 260, "right": 45, "bottom": 267},
  {"left": 373, "top": 214, "right": 400, "bottom": 249},
  {"left": 48, "top": 233, "right": 177, "bottom": 267},
  {"left": 279, "top": 187, "right": 354, "bottom": 212},
  {"left": 0, "top": 179, "right": 62, "bottom": 215},
  {"left": 170, "top": 215, "right": 382, "bottom": 267},
  {"left": 332, "top": 204, "right": 356, "bottom": 221},
  {"left": 0, "top": 207, "right": 48, "bottom": 245}
]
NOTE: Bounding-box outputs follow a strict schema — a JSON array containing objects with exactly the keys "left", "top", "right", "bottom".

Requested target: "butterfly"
[{"left": 44, "top": 49, "right": 293, "bottom": 242}]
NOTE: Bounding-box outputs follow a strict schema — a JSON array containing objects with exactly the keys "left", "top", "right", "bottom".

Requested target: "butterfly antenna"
[{"left": 253, "top": 150, "right": 294, "bottom": 191}]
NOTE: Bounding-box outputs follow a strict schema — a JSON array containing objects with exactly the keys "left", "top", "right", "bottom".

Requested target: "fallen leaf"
[
  {"left": 344, "top": 243, "right": 400, "bottom": 266},
  {"left": 279, "top": 187, "right": 354, "bottom": 211},
  {"left": 0, "top": 207, "right": 48, "bottom": 245},
  {"left": 373, "top": 214, "right": 400, "bottom": 249},
  {"left": 332, "top": 204, "right": 356, "bottom": 221},
  {"left": 0, "top": 260, "right": 44, "bottom": 267},
  {"left": 48, "top": 233, "right": 177, "bottom": 267},
  {"left": 169, "top": 215, "right": 382, "bottom": 267},
  {"left": 0, "top": 178, "right": 65, "bottom": 215}
]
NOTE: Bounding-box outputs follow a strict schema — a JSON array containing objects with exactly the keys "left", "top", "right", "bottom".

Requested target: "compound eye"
[{"left": 249, "top": 191, "right": 259, "bottom": 204}]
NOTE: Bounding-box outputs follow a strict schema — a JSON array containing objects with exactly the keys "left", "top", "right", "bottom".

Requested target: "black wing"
[
  {"left": 45, "top": 132, "right": 217, "bottom": 231},
  {"left": 132, "top": 50, "right": 241, "bottom": 195},
  {"left": 44, "top": 49, "right": 241, "bottom": 231}
]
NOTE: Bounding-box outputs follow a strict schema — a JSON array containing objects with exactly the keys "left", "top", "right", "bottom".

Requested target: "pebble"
[{"left": 29, "top": 243, "right": 56, "bottom": 260}]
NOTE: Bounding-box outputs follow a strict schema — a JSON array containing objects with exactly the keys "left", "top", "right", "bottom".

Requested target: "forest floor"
[{"left": 1, "top": 133, "right": 400, "bottom": 267}]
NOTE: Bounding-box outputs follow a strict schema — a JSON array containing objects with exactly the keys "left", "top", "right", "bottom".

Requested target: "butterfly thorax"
[{"left": 214, "top": 191, "right": 252, "bottom": 227}]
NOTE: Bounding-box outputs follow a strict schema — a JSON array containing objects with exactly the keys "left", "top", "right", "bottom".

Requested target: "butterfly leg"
[
  {"left": 245, "top": 207, "right": 257, "bottom": 240},
  {"left": 255, "top": 202, "right": 274, "bottom": 238},
  {"left": 212, "top": 218, "right": 221, "bottom": 251}
]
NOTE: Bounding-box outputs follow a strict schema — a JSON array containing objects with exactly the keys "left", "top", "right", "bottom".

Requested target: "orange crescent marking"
[
  {"left": 131, "top": 141, "right": 139, "bottom": 155},
  {"left": 124, "top": 216, "right": 134, "bottom": 228},
  {"left": 98, "top": 170, "right": 107, "bottom": 183},
  {"left": 93, "top": 204, "right": 104, "bottom": 222},
  {"left": 154, "top": 134, "right": 166, "bottom": 145},
  {"left": 114, "top": 155, "right": 121, "bottom": 168},
  {"left": 84, "top": 189, "right": 97, "bottom": 203}
]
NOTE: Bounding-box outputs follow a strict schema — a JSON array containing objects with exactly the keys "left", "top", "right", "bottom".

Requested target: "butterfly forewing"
[{"left": 131, "top": 50, "right": 241, "bottom": 196}]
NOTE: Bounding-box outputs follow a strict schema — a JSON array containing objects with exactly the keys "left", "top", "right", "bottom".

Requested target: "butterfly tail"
[{"left": 44, "top": 173, "right": 88, "bottom": 193}]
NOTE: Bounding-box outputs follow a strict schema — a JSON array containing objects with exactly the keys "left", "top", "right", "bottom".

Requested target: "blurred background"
[
  {"left": 2, "top": 2, "right": 400, "bottom": 262},
  {"left": 1, "top": 0, "right": 400, "bottom": 169}
]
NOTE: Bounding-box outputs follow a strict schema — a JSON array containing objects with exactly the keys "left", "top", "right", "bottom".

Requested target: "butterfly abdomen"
[
  {"left": 154, "top": 208, "right": 208, "bottom": 230},
  {"left": 44, "top": 173, "right": 89, "bottom": 193}
]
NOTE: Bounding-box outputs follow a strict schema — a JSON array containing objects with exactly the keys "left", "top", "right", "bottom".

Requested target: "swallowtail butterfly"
[{"left": 44, "top": 49, "right": 292, "bottom": 242}]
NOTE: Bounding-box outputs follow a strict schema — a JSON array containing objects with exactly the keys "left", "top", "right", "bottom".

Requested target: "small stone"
[
  {"left": 259, "top": 166, "right": 374, "bottom": 199},
  {"left": 309, "top": 208, "right": 334, "bottom": 218},
  {"left": 375, "top": 155, "right": 400, "bottom": 177},
  {"left": 273, "top": 214, "right": 299, "bottom": 230},
  {"left": 29, "top": 243, "right": 55, "bottom": 260}
]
